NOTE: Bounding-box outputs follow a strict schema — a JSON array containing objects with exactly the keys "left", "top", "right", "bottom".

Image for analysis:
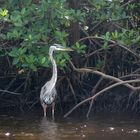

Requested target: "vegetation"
[{"left": 0, "top": 0, "right": 140, "bottom": 117}]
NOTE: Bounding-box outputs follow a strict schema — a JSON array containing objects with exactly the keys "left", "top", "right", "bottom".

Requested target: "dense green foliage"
[
  {"left": 0, "top": 0, "right": 139, "bottom": 72},
  {"left": 0, "top": 0, "right": 84, "bottom": 71}
]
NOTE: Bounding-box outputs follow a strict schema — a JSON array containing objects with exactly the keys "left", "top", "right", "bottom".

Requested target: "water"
[{"left": 0, "top": 113, "right": 140, "bottom": 140}]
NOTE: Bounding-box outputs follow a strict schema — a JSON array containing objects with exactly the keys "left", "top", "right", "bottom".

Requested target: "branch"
[
  {"left": 121, "top": 0, "right": 135, "bottom": 7},
  {"left": 64, "top": 79, "right": 140, "bottom": 118},
  {"left": 0, "top": 89, "right": 21, "bottom": 95},
  {"left": 69, "top": 60, "right": 135, "bottom": 90},
  {"left": 79, "top": 36, "right": 140, "bottom": 59},
  {"left": 86, "top": 77, "right": 103, "bottom": 118}
]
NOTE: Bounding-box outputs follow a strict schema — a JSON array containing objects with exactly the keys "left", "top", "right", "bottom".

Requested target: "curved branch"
[
  {"left": 79, "top": 36, "right": 140, "bottom": 59},
  {"left": 69, "top": 60, "right": 135, "bottom": 90},
  {"left": 64, "top": 79, "right": 140, "bottom": 118}
]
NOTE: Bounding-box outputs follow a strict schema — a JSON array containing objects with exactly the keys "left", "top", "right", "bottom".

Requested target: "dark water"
[{"left": 0, "top": 113, "right": 140, "bottom": 140}]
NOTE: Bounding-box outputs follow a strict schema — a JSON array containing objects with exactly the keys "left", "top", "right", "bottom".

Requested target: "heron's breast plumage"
[
  {"left": 40, "top": 85, "right": 57, "bottom": 105},
  {"left": 43, "top": 91, "right": 57, "bottom": 105}
]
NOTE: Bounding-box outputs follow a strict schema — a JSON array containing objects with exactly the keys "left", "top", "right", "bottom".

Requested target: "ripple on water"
[{"left": 1, "top": 115, "right": 140, "bottom": 140}]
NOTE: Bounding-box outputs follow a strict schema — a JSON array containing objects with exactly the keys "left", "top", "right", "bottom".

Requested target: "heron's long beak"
[{"left": 61, "top": 48, "right": 73, "bottom": 51}]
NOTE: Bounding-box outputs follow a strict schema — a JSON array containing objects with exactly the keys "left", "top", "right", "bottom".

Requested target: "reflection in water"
[
  {"left": 39, "top": 117, "right": 60, "bottom": 140},
  {"left": 0, "top": 114, "right": 140, "bottom": 140}
]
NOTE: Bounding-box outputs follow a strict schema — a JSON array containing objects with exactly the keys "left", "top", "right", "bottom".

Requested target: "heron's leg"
[
  {"left": 42, "top": 103, "right": 47, "bottom": 117},
  {"left": 52, "top": 102, "right": 55, "bottom": 119}
]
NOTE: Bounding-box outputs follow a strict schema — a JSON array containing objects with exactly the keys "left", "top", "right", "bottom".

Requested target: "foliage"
[
  {"left": 0, "top": 0, "right": 84, "bottom": 71},
  {"left": 81, "top": 0, "right": 140, "bottom": 71},
  {"left": 0, "top": 0, "right": 139, "bottom": 72},
  {"left": 1, "top": 0, "right": 139, "bottom": 72},
  {"left": 72, "top": 42, "right": 87, "bottom": 54}
]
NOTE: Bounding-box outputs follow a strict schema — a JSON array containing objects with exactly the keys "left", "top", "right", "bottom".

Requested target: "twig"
[
  {"left": 107, "top": 74, "right": 140, "bottom": 87},
  {"left": 28, "top": 99, "right": 39, "bottom": 111},
  {"left": 119, "top": 74, "right": 140, "bottom": 80},
  {"left": 86, "top": 77, "right": 103, "bottom": 118},
  {"left": 0, "top": 89, "right": 21, "bottom": 95},
  {"left": 85, "top": 48, "right": 103, "bottom": 58},
  {"left": 126, "top": 90, "right": 135, "bottom": 110},
  {"left": 79, "top": 36, "right": 140, "bottom": 59},
  {"left": 1, "top": 76, "right": 18, "bottom": 95},
  {"left": 131, "top": 68, "right": 140, "bottom": 74},
  {"left": 67, "top": 77, "right": 77, "bottom": 103},
  {"left": 121, "top": 0, "right": 135, "bottom": 7}
]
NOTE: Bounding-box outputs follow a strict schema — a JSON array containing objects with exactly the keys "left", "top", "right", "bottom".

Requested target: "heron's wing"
[
  {"left": 40, "top": 82, "right": 50, "bottom": 100},
  {"left": 40, "top": 82, "right": 57, "bottom": 102}
]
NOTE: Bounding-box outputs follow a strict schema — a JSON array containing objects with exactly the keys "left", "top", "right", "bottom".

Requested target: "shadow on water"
[{"left": 0, "top": 113, "right": 140, "bottom": 140}]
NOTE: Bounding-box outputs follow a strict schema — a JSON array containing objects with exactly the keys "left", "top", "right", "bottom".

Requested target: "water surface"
[{"left": 0, "top": 114, "right": 140, "bottom": 140}]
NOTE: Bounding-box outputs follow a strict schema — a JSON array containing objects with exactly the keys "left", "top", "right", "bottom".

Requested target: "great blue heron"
[{"left": 40, "top": 44, "right": 72, "bottom": 118}]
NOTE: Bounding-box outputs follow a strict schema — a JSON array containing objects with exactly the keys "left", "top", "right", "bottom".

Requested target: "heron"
[{"left": 40, "top": 44, "right": 72, "bottom": 118}]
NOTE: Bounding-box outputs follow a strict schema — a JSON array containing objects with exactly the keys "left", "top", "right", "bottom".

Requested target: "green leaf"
[
  {"left": 41, "top": 57, "right": 46, "bottom": 64},
  {"left": 72, "top": 42, "right": 86, "bottom": 54},
  {"left": 102, "top": 41, "right": 109, "bottom": 50},
  {"left": 9, "top": 48, "right": 18, "bottom": 57},
  {"left": 0, "top": 9, "right": 8, "bottom": 17},
  {"left": 30, "top": 64, "right": 37, "bottom": 71},
  {"left": 13, "top": 58, "right": 19, "bottom": 65}
]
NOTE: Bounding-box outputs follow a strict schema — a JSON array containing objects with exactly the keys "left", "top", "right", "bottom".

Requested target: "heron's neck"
[{"left": 49, "top": 49, "right": 57, "bottom": 87}]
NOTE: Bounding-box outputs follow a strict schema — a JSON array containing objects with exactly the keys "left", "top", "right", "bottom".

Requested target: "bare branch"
[
  {"left": 121, "top": 0, "right": 135, "bottom": 7},
  {"left": 0, "top": 89, "right": 21, "bottom": 95},
  {"left": 69, "top": 60, "right": 135, "bottom": 90},
  {"left": 86, "top": 77, "right": 103, "bottom": 118},
  {"left": 64, "top": 79, "right": 140, "bottom": 118},
  {"left": 79, "top": 36, "right": 140, "bottom": 59}
]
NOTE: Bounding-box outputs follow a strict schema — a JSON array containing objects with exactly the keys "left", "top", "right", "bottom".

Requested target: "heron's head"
[{"left": 50, "top": 44, "right": 73, "bottom": 52}]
